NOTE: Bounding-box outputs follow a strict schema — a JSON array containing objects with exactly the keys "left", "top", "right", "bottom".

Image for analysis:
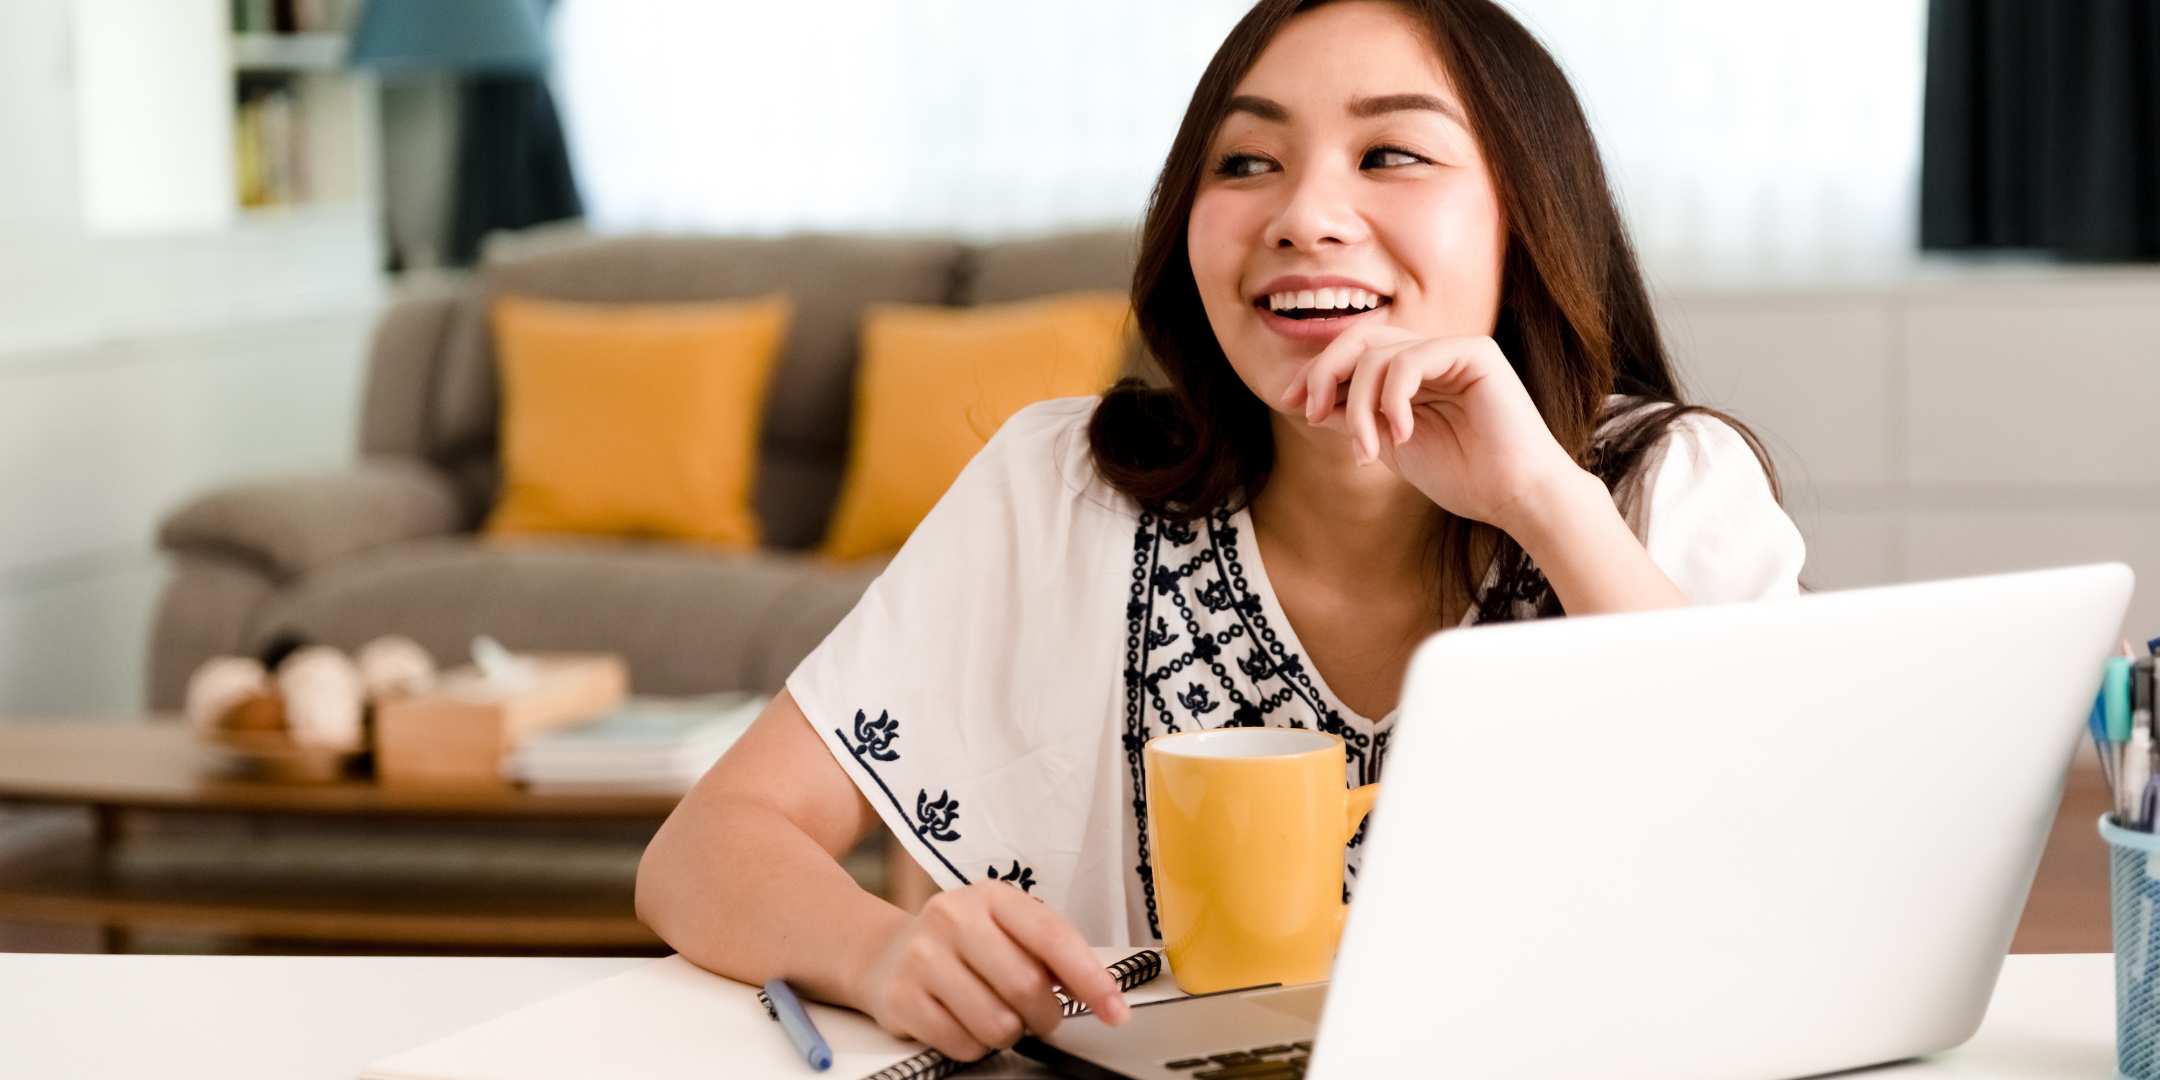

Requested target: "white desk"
[{"left": 0, "top": 952, "right": 2121, "bottom": 1078}]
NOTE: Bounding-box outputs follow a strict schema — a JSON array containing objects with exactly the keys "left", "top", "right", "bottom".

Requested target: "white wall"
[
  {"left": 75, "top": 0, "right": 233, "bottom": 232},
  {"left": 1662, "top": 268, "right": 2160, "bottom": 641},
  {"left": 0, "top": 0, "right": 382, "bottom": 714},
  {"left": 552, "top": 0, "right": 1925, "bottom": 281}
]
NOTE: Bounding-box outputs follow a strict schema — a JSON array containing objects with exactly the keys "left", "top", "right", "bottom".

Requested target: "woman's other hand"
[{"left": 847, "top": 881, "right": 1130, "bottom": 1061}]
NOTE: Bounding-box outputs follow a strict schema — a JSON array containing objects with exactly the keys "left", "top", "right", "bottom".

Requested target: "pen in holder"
[{"left": 2103, "top": 814, "right": 2160, "bottom": 1080}]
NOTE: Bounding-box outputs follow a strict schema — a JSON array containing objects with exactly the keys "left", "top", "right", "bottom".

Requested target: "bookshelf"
[
  {"left": 76, "top": 0, "right": 377, "bottom": 234},
  {"left": 229, "top": 3, "right": 375, "bottom": 220}
]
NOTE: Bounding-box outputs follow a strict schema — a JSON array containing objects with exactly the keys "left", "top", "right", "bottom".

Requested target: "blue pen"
[{"left": 762, "top": 979, "right": 833, "bottom": 1072}]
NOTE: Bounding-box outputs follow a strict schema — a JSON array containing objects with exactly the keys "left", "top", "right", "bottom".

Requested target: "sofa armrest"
[{"left": 157, "top": 459, "right": 470, "bottom": 582}]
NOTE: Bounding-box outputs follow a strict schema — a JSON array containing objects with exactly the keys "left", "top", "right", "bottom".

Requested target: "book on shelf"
[
  {"left": 234, "top": 0, "right": 355, "bottom": 34},
  {"left": 235, "top": 84, "right": 308, "bottom": 208}
]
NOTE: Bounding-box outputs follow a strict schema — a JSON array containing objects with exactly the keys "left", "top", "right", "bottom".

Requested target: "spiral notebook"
[
  {"left": 757, "top": 950, "right": 1162, "bottom": 1080},
  {"left": 361, "top": 948, "right": 1173, "bottom": 1080}
]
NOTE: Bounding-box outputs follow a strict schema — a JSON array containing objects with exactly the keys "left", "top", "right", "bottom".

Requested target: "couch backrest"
[{"left": 362, "top": 224, "right": 1140, "bottom": 550}]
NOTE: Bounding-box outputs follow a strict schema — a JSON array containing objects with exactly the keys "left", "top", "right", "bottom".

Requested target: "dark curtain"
[
  {"left": 1919, "top": 0, "right": 2160, "bottom": 261},
  {"left": 445, "top": 73, "right": 583, "bottom": 267}
]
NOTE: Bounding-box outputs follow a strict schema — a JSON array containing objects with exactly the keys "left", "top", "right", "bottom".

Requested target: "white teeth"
[{"left": 1262, "top": 287, "right": 1389, "bottom": 313}]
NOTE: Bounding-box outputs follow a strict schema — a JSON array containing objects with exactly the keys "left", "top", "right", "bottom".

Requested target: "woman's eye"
[
  {"left": 1212, "top": 153, "right": 1270, "bottom": 178},
  {"left": 1211, "top": 147, "right": 1427, "bottom": 179},
  {"left": 1363, "top": 146, "right": 1426, "bottom": 169}
]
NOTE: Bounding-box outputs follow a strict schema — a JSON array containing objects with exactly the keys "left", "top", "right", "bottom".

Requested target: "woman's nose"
[{"left": 1260, "top": 168, "right": 1370, "bottom": 250}]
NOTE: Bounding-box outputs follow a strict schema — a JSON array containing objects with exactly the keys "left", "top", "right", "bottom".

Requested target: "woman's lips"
[{"left": 1254, "top": 301, "right": 1388, "bottom": 345}]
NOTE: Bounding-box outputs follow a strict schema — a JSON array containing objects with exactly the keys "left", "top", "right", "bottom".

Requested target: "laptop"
[{"left": 1021, "top": 563, "right": 2133, "bottom": 1079}]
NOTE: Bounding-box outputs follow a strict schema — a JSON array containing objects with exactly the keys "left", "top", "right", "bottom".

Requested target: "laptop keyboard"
[{"left": 1163, "top": 1040, "right": 1312, "bottom": 1078}]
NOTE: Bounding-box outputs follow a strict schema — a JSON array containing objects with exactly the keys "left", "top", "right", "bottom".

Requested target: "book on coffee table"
[{"left": 502, "top": 692, "right": 766, "bottom": 793}]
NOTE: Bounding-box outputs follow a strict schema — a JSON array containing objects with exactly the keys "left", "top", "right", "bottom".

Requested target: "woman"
[{"left": 637, "top": 0, "right": 1806, "bottom": 1062}]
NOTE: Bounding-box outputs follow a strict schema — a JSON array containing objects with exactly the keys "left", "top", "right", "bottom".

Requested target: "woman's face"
[{"left": 1187, "top": 0, "right": 1506, "bottom": 409}]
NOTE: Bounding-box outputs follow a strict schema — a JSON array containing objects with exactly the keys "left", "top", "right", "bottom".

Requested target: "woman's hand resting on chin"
[{"left": 1277, "top": 323, "right": 1592, "bottom": 534}]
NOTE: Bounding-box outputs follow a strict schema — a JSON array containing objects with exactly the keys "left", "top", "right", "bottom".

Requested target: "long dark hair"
[{"left": 1088, "top": 0, "right": 1792, "bottom": 622}]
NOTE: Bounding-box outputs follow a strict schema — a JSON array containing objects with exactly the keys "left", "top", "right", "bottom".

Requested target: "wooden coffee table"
[{"left": 0, "top": 718, "right": 683, "bottom": 953}]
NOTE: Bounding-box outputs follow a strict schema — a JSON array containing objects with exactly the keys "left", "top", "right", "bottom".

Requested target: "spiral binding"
[{"left": 1058, "top": 949, "right": 1163, "bottom": 1018}]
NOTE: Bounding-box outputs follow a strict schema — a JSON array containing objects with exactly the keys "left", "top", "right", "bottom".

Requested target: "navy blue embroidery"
[
  {"left": 835, "top": 716, "right": 972, "bottom": 887},
  {"left": 1195, "top": 577, "right": 1233, "bottom": 612},
  {"left": 852, "top": 709, "right": 900, "bottom": 762},
  {"left": 986, "top": 861, "right": 1037, "bottom": 892},
  {"left": 916, "top": 790, "right": 961, "bottom": 842},
  {"left": 1122, "top": 511, "right": 1164, "bottom": 936}
]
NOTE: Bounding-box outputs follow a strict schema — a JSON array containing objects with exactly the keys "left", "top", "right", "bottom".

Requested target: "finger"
[
  {"left": 1298, "top": 321, "right": 1387, "bottom": 425},
  {"left": 1301, "top": 324, "right": 1423, "bottom": 424},
  {"left": 921, "top": 944, "right": 1028, "bottom": 1051},
  {"left": 1409, "top": 336, "right": 1487, "bottom": 397},
  {"left": 1344, "top": 337, "right": 1425, "bottom": 453},
  {"left": 989, "top": 888, "right": 1130, "bottom": 1025},
  {"left": 904, "top": 992, "right": 993, "bottom": 1063},
  {"left": 1379, "top": 345, "right": 1429, "bottom": 444},
  {"left": 1344, "top": 349, "right": 1387, "bottom": 463},
  {"left": 956, "top": 921, "right": 1066, "bottom": 1037}
]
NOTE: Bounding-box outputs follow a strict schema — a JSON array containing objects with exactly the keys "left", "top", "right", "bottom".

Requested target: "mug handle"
[
  {"left": 1337, "top": 783, "right": 1383, "bottom": 934},
  {"left": 1342, "top": 783, "right": 1379, "bottom": 845}
]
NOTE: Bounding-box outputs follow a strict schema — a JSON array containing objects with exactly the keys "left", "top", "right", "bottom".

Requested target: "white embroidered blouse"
[{"left": 786, "top": 394, "right": 1806, "bottom": 946}]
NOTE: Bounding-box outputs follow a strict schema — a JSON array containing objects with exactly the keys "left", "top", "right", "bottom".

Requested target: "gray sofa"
[{"left": 147, "top": 224, "right": 1141, "bottom": 709}]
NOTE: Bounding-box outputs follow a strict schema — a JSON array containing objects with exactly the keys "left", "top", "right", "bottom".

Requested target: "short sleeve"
[
  {"left": 1626, "top": 413, "right": 1807, "bottom": 603},
  {"left": 784, "top": 396, "right": 1134, "bottom": 930}
]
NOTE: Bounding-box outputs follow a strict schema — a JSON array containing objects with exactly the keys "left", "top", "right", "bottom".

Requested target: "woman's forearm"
[
  {"left": 1500, "top": 467, "right": 1690, "bottom": 616},
  {"left": 636, "top": 792, "right": 908, "bottom": 1007}
]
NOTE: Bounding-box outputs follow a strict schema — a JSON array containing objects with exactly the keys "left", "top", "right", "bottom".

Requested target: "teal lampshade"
[{"left": 347, "top": 0, "right": 550, "bottom": 73}]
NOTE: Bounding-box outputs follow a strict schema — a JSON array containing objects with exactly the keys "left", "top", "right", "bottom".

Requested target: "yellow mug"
[{"left": 1143, "top": 728, "right": 1380, "bottom": 993}]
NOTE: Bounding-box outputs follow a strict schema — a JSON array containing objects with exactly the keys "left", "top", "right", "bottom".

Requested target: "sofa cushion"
[
  {"left": 249, "top": 537, "right": 884, "bottom": 696},
  {"left": 359, "top": 285, "right": 462, "bottom": 459},
  {"left": 959, "top": 226, "right": 1157, "bottom": 383},
  {"left": 431, "top": 232, "right": 967, "bottom": 550},
  {"left": 821, "top": 292, "right": 1131, "bottom": 559},
  {"left": 957, "top": 227, "right": 1140, "bottom": 305},
  {"left": 486, "top": 292, "right": 791, "bottom": 548}
]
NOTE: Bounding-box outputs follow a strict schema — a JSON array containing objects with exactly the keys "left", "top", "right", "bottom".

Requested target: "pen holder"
[{"left": 2104, "top": 814, "right": 2160, "bottom": 1079}]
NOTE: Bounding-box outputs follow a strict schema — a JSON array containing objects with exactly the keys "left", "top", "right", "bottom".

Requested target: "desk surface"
[{"left": 0, "top": 952, "right": 2119, "bottom": 1079}]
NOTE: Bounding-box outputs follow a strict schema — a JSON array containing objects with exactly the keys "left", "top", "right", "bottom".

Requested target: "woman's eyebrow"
[{"left": 1224, "top": 93, "right": 1467, "bottom": 129}]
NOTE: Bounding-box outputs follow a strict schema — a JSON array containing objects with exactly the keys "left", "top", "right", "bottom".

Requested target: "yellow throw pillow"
[
  {"left": 485, "top": 292, "right": 791, "bottom": 548},
  {"left": 821, "top": 291, "right": 1132, "bottom": 560}
]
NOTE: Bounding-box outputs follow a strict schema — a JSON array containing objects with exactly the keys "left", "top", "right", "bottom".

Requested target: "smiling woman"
[
  {"left": 635, "top": 0, "right": 1808, "bottom": 1066},
  {"left": 1092, "top": 0, "right": 1797, "bottom": 630}
]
